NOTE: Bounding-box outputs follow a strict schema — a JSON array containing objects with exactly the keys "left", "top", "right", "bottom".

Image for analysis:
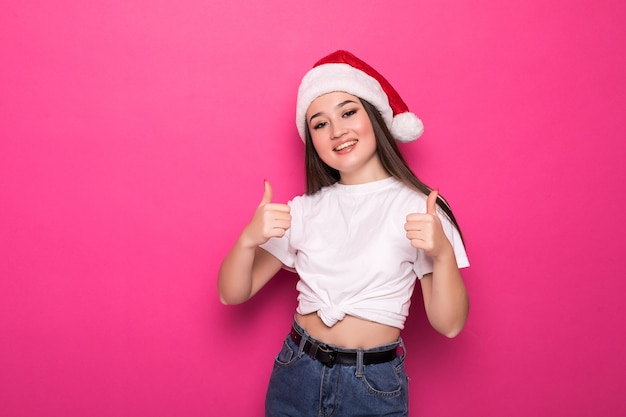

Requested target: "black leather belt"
[{"left": 290, "top": 323, "right": 397, "bottom": 368}]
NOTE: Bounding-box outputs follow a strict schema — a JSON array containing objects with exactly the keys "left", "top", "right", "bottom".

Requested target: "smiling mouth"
[{"left": 334, "top": 140, "right": 358, "bottom": 152}]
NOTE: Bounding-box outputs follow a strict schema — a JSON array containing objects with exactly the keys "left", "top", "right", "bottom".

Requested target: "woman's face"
[{"left": 306, "top": 91, "right": 388, "bottom": 184}]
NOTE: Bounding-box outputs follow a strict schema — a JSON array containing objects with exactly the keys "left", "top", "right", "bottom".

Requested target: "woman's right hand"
[{"left": 240, "top": 180, "right": 291, "bottom": 248}]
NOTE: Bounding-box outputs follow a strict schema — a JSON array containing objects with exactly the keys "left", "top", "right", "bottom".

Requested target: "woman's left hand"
[{"left": 404, "top": 189, "right": 453, "bottom": 259}]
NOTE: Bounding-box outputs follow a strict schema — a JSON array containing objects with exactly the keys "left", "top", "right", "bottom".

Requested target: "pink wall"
[{"left": 1, "top": 1, "right": 625, "bottom": 416}]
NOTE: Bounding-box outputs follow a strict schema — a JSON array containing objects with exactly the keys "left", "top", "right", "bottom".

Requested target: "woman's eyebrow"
[{"left": 309, "top": 100, "right": 358, "bottom": 123}]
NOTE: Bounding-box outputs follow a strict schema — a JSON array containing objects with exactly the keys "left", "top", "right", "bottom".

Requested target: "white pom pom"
[{"left": 390, "top": 112, "right": 424, "bottom": 143}]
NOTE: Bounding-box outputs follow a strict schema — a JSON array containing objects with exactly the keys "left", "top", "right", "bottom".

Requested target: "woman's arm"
[
  {"left": 419, "top": 255, "right": 468, "bottom": 338},
  {"left": 218, "top": 181, "right": 291, "bottom": 304},
  {"left": 218, "top": 245, "right": 283, "bottom": 305},
  {"left": 405, "top": 189, "right": 469, "bottom": 337}
]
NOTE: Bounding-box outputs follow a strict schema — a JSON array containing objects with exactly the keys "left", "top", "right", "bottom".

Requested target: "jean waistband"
[{"left": 290, "top": 320, "right": 401, "bottom": 368}]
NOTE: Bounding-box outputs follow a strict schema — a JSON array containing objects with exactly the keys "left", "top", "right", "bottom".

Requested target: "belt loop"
[
  {"left": 311, "top": 343, "right": 319, "bottom": 360},
  {"left": 295, "top": 323, "right": 307, "bottom": 357},
  {"left": 355, "top": 350, "right": 364, "bottom": 377},
  {"left": 397, "top": 337, "right": 406, "bottom": 360}
]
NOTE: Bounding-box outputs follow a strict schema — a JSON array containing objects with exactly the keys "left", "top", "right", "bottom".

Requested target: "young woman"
[{"left": 218, "top": 50, "right": 470, "bottom": 417}]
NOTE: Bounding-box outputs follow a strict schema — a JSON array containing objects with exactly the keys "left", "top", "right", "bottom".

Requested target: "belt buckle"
[{"left": 317, "top": 344, "right": 337, "bottom": 368}]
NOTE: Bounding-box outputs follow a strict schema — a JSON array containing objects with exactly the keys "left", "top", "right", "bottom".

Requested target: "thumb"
[
  {"left": 260, "top": 179, "right": 273, "bottom": 205},
  {"left": 426, "top": 189, "right": 438, "bottom": 215}
]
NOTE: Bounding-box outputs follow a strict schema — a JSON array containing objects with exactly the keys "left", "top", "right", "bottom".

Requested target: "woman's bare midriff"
[{"left": 295, "top": 312, "right": 401, "bottom": 349}]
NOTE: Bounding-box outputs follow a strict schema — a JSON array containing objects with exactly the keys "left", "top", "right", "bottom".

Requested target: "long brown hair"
[{"left": 304, "top": 98, "right": 463, "bottom": 238}]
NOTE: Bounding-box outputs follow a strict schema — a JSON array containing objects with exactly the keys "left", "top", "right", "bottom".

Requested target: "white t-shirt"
[{"left": 260, "top": 177, "right": 469, "bottom": 329}]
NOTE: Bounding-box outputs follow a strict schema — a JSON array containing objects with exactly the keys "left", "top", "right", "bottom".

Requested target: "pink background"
[{"left": 2, "top": 1, "right": 625, "bottom": 416}]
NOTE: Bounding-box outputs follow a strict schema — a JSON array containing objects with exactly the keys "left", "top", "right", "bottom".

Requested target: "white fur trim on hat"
[{"left": 296, "top": 63, "right": 393, "bottom": 142}]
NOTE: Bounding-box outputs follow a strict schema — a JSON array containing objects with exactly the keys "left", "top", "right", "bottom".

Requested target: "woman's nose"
[{"left": 332, "top": 125, "right": 348, "bottom": 139}]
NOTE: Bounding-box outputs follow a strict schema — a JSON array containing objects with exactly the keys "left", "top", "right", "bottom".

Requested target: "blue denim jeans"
[{"left": 265, "top": 320, "right": 409, "bottom": 417}]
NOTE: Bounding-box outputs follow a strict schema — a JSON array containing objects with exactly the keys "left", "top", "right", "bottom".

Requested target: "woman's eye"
[
  {"left": 313, "top": 121, "right": 327, "bottom": 130},
  {"left": 343, "top": 109, "right": 357, "bottom": 118}
]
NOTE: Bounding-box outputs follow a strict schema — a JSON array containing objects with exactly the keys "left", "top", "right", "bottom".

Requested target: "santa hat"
[{"left": 296, "top": 50, "right": 424, "bottom": 143}]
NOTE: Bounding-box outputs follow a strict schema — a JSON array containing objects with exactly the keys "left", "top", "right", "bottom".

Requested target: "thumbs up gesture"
[
  {"left": 404, "top": 189, "right": 451, "bottom": 258},
  {"left": 241, "top": 180, "right": 292, "bottom": 248}
]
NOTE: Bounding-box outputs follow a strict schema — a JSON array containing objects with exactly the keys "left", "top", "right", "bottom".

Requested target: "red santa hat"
[{"left": 296, "top": 50, "right": 424, "bottom": 143}]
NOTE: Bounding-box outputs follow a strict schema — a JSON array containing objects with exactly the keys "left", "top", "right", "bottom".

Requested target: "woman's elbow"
[
  {"left": 441, "top": 323, "right": 465, "bottom": 338},
  {"left": 430, "top": 308, "right": 469, "bottom": 338},
  {"left": 218, "top": 291, "right": 248, "bottom": 306},
  {"left": 219, "top": 294, "right": 233, "bottom": 305}
]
